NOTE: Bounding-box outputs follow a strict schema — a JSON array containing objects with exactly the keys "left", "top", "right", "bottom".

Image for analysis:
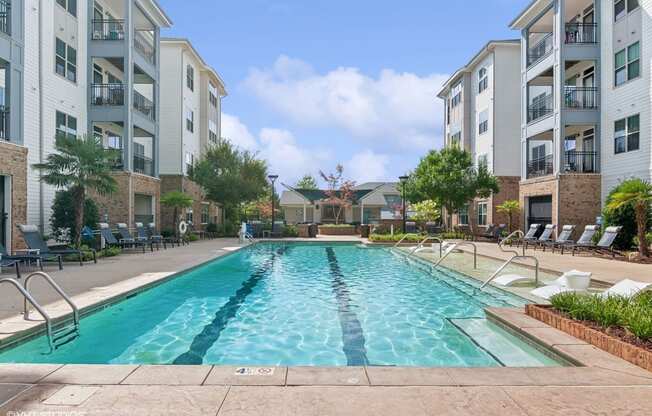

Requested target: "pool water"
[{"left": 0, "top": 243, "right": 562, "bottom": 367}]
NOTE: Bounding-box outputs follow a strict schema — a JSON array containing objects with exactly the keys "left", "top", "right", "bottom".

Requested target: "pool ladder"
[{"left": 0, "top": 272, "right": 80, "bottom": 352}]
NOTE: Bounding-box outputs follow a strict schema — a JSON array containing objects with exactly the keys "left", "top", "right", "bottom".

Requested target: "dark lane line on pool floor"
[
  {"left": 325, "top": 247, "right": 369, "bottom": 366},
  {"left": 172, "top": 246, "right": 288, "bottom": 365}
]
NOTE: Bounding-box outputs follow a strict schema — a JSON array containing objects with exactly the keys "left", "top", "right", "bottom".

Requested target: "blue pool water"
[{"left": 0, "top": 243, "right": 562, "bottom": 367}]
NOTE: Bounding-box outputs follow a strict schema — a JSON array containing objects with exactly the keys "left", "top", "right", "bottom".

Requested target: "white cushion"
[{"left": 602, "top": 279, "right": 652, "bottom": 299}]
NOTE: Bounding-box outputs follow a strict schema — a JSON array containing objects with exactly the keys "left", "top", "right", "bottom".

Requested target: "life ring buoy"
[{"left": 178, "top": 221, "right": 188, "bottom": 235}]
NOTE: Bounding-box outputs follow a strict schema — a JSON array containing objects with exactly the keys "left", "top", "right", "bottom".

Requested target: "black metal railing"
[
  {"left": 527, "top": 154, "right": 554, "bottom": 178},
  {"left": 528, "top": 33, "right": 553, "bottom": 66},
  {"left": 91, "top": 84, "right": 125, "bottom": 106},
  {"left": 527, "top": 95, "right": 554, "bottom": 122},
  {"left": 565, "top": 23, "right": 597, "bottom": 44},
  {"left": 91, "top": 19, "right": 125, "bottom": 40},
  {"left": 133, "top": 153, "right": 154, "bottom": 176},
  {"left": 106, "top": 150, "right": 124, "bottom": 170},
  {"left": 564, "top": 87, "right": 598, "bottom": 109},
  {"left": 0, "top": 106, "right": 9, "bottom": 141},
  {"left": 564, "top": 150, "right": 598, "bottom": 173},
  {"left": 133, "top": 91, "right": 155, "bottom": 120},
  {"left": 134, "top": 31, "right": 155, "bottom": 64},
  {"left": 0, "top": 0, "right": 10, "bottom": 36}
]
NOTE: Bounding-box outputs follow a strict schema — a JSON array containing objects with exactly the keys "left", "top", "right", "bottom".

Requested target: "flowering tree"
[{"left": 319, "top": 164, "right": 356, "bottom": 225}]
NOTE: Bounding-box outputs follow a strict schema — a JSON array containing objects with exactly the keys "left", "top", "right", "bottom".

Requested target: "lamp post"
[
  {"left": 268, "top": 174, "right": 279, "bottom": 235},
  {"left": 399, "top": 175, "right": 409, "bottom": 233}
]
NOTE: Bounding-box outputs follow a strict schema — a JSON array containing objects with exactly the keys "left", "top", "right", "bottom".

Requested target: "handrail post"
[{"left": 23, "top": 272, "right": 79, "bottom": 326}]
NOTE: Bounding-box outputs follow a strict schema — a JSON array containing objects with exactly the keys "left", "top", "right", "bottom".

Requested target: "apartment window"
[
  {"left": 201, "top": 204, "right": 210, "bottom": 224},
  {"left": 55, "top": 38, "right": 77, "bottom": 83},
  {"left": 93, "top": 126, "right": 103, "bottom": 141},
  {"left": 209, "top": 120, "right": 218, "bottom": 144},
  {"left": 55, "top": 111, "right": 77, "bottom": 140},
  {"left": 185, "top": 152, "right": 194, "bottom": 174},
  {"left": 187, "top": 65, "right": 194, "bottom": 91},
  {"left": 451, "top": 82, "right": 462, "bottom": 108},
  {"left": 106, "top": 132, "right": 122, "bottom": 150},
  {"left": 478, "top": 68, "right": 488, "bottom": 93},
  {"left": 450, "top": 132, "right": 461, "bottom": 147},
  {"left": 478, "top": 154, "right": 488, "bottom": 170},
  {"left": 478, "top": 110, "right": 488, "bottom": 135},
  {"left": 477, "top": 202, "right": 488, "bottom": 226},
  {"left": 209, "top": 82, "right": 218, "bottom": 107},
  {"left": 458, "top": 205, "right": 469, "bottom": 226},
  {"left": 614, "top": 114, "right": 640, "bottom": 154},
  {"left": 56, "top": 0, "right": 77, "bottom": 17},
  {"left": 186, "top": 109, "right": 194, "bottom": 132},
  {"left": 615, "top": 0, "right": 638, "bottom": 20},
  {"left": 186, "top": 208, "right": 194, "bottom": 224},
  {"left": 615, "top": 42, "right": 640, "bottom": 86}
]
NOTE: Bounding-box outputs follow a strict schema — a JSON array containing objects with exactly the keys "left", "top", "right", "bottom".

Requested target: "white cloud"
[
  {"left": 345, "top": 150, "right": 391, "bottom": 184},
  {"left": 243, "top": 55, "right": 448, "bottom": 150},
  {"left": 221, "top": 113, "right": 258, "bottom": 151}
]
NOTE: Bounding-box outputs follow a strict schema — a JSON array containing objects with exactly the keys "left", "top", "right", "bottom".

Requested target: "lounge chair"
[
  {"left": 572, "top": 226, "right": 622, "bottom": 258},
  {"left": 18, "top": 224, "right": 94, "bottom": 267},
  {"left": 555, "top": 225, "right": 597, "bottom": 255},
  {"left": 514, "top": 224, "right": 540, "bottom": 247},
  {"left": 529, "top": 270, "right": 592, "bottom": 299},
  {"left": 147, "top": 223, "right": 182, "bottom": 247},
  {"left": 527, "top": 224, "right": 556, "bottom": 250},
  {"left": 0, "top": 257, "right": 21, "bottom": 278},
  {"left": 493, "top": 269, "right": 591, "bottom": 289},
  {"left": 116, "top": 223, "right": 152, "bottom": 252},
  {"left": 135, "top": 223, "right": 165, "bottom": 250},
  {"left": 98, "top": 223, "right": 128, "bottom": 251},
  {"left": 0, "top": 243, "right": 47, "bottom": 277},
  {"left": 599, "top": 279, "right": 652, "bottom": 299},
  {"left": 456, "top": 225, "right": 474, "bottom": 241},
  {"left": 475, "top": 224, "right": 496, "bottom": 240},
  {"left": 543, "top": 225, "right": 576, "bottom": 253}
]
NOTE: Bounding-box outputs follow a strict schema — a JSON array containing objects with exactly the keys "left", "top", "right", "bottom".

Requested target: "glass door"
[{"left": 0, "top": 178, "right": 6, "bottom": 248}]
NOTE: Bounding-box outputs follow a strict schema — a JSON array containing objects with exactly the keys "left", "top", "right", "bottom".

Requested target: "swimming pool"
[{"left": 0, "top": 243, "right": 563, "bottom": 367}]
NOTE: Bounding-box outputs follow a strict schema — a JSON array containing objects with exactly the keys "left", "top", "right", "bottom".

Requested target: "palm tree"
[
  {"left": 607, "top": 179, "right": 652, "bottom": 258},
  {"left": 161, "top": 191, "right": 194, "bottom": 237},
  {"left": 496, "top": 200, "right": 521, "bottom": 233},
  {"left": 32, "top": 135, "right": 118, "bottom": 247}
]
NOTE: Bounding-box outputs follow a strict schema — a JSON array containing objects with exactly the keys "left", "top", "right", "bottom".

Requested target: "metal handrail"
[
  {"left": 499, "top": 230, "right": 525, "bottom": 256},
  {"left": 408, "top": 236, "right": 445, "bottom": 257},
  {"left": 244, "top": 232, "right": 256, "bottom": 244},
  {"left": 393, "top": 233, "right": 421, "bottom": 248},
  {"left": 481, "top": 255, "right": 539, "bottom": 289},
  {"left": 0, "top": 278, "right": 54, "bottom": 351},
  {"left": 23, "top": 272, "right": 79, "bottom": 326},
  {"left": 435, "top": 242, "right": 477, "bottom": 269}
]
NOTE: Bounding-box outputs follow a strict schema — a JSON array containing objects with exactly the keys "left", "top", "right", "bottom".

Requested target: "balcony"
[
  {"left": 91, "top": 19, "right": 125, "bottom": 41},
  {"left": 107, "top": 150, "right": 124, "bottom": 171},
  {"left": 563, "top": 150, "right": 598, "bottom": 173},
  {"left": 0, "top": 106, "right": 8, "bottom": 141},
  {"left": 134, "top": 31, "right": 155, "bottom": 65},
  {"left": 527, "top": 154, "right": 554, "bottom": 179},
  {"left": 565, "top": 23, "right": 597, "bottom": 44},
  {"left": 528, "top": 95, "right": 553, "bottom": 123},
  {"left": 134, "top": 153, "right": 154, "bottom": 176},
  {"left": 91, "top": 84, "right": 125, "bottom": 106},
  {"left": 134, "top": 91, "right": 155, "bottom": 121},
  {"left": 0, "top": 0, "right": 10, "bottom": 36},
  {"left": 564, "top": 87, "right": 598, "bottom": 109},
  {"left": 528, "top": 34, "right": 553, "bottom": 66}
]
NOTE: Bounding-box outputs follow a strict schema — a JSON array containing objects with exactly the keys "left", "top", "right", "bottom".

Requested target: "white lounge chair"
[
  {"left": 599, "top": 279, "right": 652, "bottom": 299},
  {"left": 493, "top": 269, "right": 591, "bottom": 288},
  {"left": 530, "top": 270, "right": 592, "bottom": 300}
]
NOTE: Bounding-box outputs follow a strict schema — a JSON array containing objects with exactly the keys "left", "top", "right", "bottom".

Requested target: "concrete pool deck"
[{"left": 1, "top": 237, "right": 651, "bottom": 414}]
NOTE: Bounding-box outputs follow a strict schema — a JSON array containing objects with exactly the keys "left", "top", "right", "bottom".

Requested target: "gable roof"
[{"left": 293, "top": 189, "right": 373, "bottom": 203}]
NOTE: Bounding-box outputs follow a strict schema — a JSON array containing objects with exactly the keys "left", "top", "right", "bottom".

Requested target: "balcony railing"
[
  {"left": 0, "top": 106, "right": 8, "bottom": 141},
  {"left": 527, "top": 154, "right": 554, "bottom": 179},
  {"left": 564, "top": 87, "right": 598, "bottom": 109},
  {"left": 527, "top": 95, "right": 553, "bottom": 123},
  {"left": 106, "top": 150, "right": 124, "bottom": 170},
  {"left": 91, "top": 84, "right": 125, "bottom": 106},
  {"left": 0, "top": 0, "right": 10, "bottom": 36},
  {"left": 528, "top": 33, "right": 553, "bottom": 66},
  {"left": 133, "top": 91, "right": 155, "bottom": 121},
  {"left": 564, "top": 150, "right": 598, "bottom": 173},
  {"left": 134, "top": 153, "right": 154, "bottom": 176},
  {"left": 134, "top": 31, "right": 155, "bottom": 64},
  {"left": 91, "top": 19, "right": 125, "bottom": 40},
  {"left": 565, "top": 23, "right": 597, "bottom": 44}
]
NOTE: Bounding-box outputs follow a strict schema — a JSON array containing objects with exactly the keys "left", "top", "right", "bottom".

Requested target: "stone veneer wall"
[
  {"left": 0, "top": 141, "right": 28, "bottom": 251},
  {"left": 160, "top": 175, "right": 221, "bottom": 233}
]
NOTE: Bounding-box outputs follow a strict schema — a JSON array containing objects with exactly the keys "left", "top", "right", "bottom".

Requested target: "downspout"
[{"left": 38, "top": 0, "right": 45, "bottom": 232}]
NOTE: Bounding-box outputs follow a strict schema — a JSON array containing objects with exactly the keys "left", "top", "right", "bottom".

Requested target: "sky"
[{"left": 158, "top": 0, "right": 527, "bottom": 187}]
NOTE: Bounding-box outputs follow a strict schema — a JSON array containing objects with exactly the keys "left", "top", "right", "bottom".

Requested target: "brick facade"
[
  {"left": 0, "top": 141, "right": 28, "bottom": 251},
  {"left": 160, "top": 175, "right": 222, "bottom": 233}
]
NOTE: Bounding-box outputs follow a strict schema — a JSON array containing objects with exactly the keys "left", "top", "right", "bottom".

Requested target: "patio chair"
[
  {"left": 495, "top": 269, "right": 591, "bottom": 291},
  {"left": 147, "top": 223, "right": 181, "bottom": 247},
  {"left": 543, "top": 225, "right": 576, "bottom": 253},
  {"left": 517, "top": 224, "right": 541, "bottom": 247},
  {"left": 556, "top": 225, "right": 597, "bottom": 255},
  {"left": 0, "top": 257, "right": 21, "bottom": 278},
  {"left": 18, "top": 224, "right": 95, "bottom": 267},
  {"left": 599, "top": 279, "right": 652, "bottom": 299},
  {"left": 527, "top": 224, "right": 556, "bottom": 250},
  {"left": 116, "top": 223, "right": 152, "bottom": 253},
  {"left": 0, "top": 242, "right": 47, "bottom": 277},
  {"left": 530, "top": 270, "right": 593, "bottom": 300},
  {"left": 135, "top": 223, "right": 165, "bottom": 250},
  {"left": 475, "top": 224, "right": 496, "bottom": 240},
  {"left": 572, "top": 226, "right": 622, "bottom": 258}
]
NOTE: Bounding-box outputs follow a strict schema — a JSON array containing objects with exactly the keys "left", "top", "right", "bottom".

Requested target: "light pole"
[
  {"left": 268, "top": 174, "right": 279, "bottom": 235},
  {"left": 399, "top": 175, "right": 409, "bottom": 234}
]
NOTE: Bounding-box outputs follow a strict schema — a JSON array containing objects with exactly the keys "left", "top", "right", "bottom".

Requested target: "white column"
[
  {"left": 303, "top": 204, "right": 307, "bottom": 222},
  {"left": 360, "top": 204, "right": 364, "bottom": 223}
]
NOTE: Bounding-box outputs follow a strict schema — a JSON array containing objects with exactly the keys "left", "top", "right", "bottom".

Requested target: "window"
[
  {"left": 56, "top": 0, "right": 77, "bottom": 17},
  {"left": 55, "top": 111, "right": 77, "bottom": 140},
  {"left": 450, "top": 82, "right": 462, "bottom": 108},
  {"left": 478, "top": 154, "right": 488, "bottom": 170},
  {"left": 478, "top": 110, "right": 488, "bottom": 135},
  {"left": 106, "top": 132, "right": 122, "bottom": 150},
  {"left": 209, "top": 82, "right": 218, "bottom": 107},
  {"left": 615, "top": 42, "right": 640, "bottom": 86},
  {"left": 185, "top": 152, "right": 194, "bottom": 174},
  {"left": 186, "top": 208, "right": 193, "bottom": 224},
  {"left": 186, "top": 109, "right": 194, "bottom": 132},
  {"left": 477, "top": 202, "right": 488, "bottom": 226},
  {"left": 478, "top": 68, "right": 488, "bottom": 93},
  {"left": 201, "top": 204, "right": 210, "bottom": 224},
  {"left": 614, "top": 114, "right": 640, "bottom": 154},
  {"left": 133, "top": 142, "right": 145, "bottom": 156},
  {"left": 209, "top": 120, "right": 218, "bottom": 144},
  {"left": 186, "top": 65, "right": 194, "bottom": 91},
  {"left": 615, "top": 0, "right": 638, "bottom": 20},
  {"left": 55, "top": 38, "right": 77, "bottom": 82},
  {"left": 450, "top": 132, "right": 461, "bottom": 147},
  {"left": 458, "top": 205, "right": 469, "bottom": 226}
]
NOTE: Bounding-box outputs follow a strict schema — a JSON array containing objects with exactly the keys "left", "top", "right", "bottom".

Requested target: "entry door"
[
  {"left": 0, "top": 178, "right": 6, "bottom": 248},
  {"left": 528, "top": 195, "right": 552, "bottom": 234}
]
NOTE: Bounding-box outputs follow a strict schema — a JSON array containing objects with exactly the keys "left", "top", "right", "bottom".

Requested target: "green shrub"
[
  {"left": 100, "top": 246, "right": 122, "bottom": 258},
  {"left": 206, "top": 223, "right": 219, "bottom": 233},
  {"left": 161, "top": 229, "right": 174, "bottom": 238},
  {"left": 62, "top": 245, "right": 96, "bottom": 262},
  {"left": 369, "top": 233, "right": 423, "bottom": 243},
  {"left": 319, "top": 224, "right": 355, "bottom": 228},
  {"left": 283, "top": 225, "right": 299, "bottom": 237},
  {"left": 602, "top": 182, "right": 652, "bottom": 249},
  {"left": 186, "top": 233, "right": 200, "bottom": 242},
  {"left": 51, "top": 190, "right": 100, "bottom": 243}
]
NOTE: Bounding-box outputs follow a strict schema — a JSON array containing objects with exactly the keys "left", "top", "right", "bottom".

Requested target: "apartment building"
[
  {"left": 437, "top": 40, "right": 522, "bottom": 230},
  {"left": 159, "top": 38, "right": 226, "bottom": 232},
  {"left": 0, "top": 0, "right": 26, "bottom": 252}
]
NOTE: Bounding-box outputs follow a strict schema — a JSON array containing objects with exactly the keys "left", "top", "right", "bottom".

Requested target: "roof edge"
[{"left": 161, "top": 38, "right": 227, "bottom": 96}]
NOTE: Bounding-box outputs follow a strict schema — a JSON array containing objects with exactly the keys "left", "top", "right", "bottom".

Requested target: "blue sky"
[{"left": 158, "top": 0, "right": 526, "bottom": 186}]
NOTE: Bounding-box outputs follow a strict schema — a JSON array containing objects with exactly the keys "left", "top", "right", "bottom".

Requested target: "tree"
[
  {"left": 606, "top": 179, "right": 652, "bottom": 257},
  {"left": 161, "top": 191, "right": 193, "bottom": 237},
  {"left": 51, "top": 190, "right": 100, "bottom": 243},
  {"left": 191, "top": 138, "right": 269, "bottom": 222},
  {"left": 408, "top": 147, "right": 499, "bottom": 230},
  {"left": 319, "top": 165, "right": 356, "bottom": 225},
  {"left": 496, "top": 200, "right": 521, "bottom": 233},
  {"left": 603, "top": 182, "right": 652, "bottom": 250},
  {"left": 411, "top": 200, "right": 440, "bottom": 223},
  {"left": 32, "top": 134, "right": 118, "bottom": 246},
  {"left": 295, "top": 174, "right": 318, "bottom": 190}
]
